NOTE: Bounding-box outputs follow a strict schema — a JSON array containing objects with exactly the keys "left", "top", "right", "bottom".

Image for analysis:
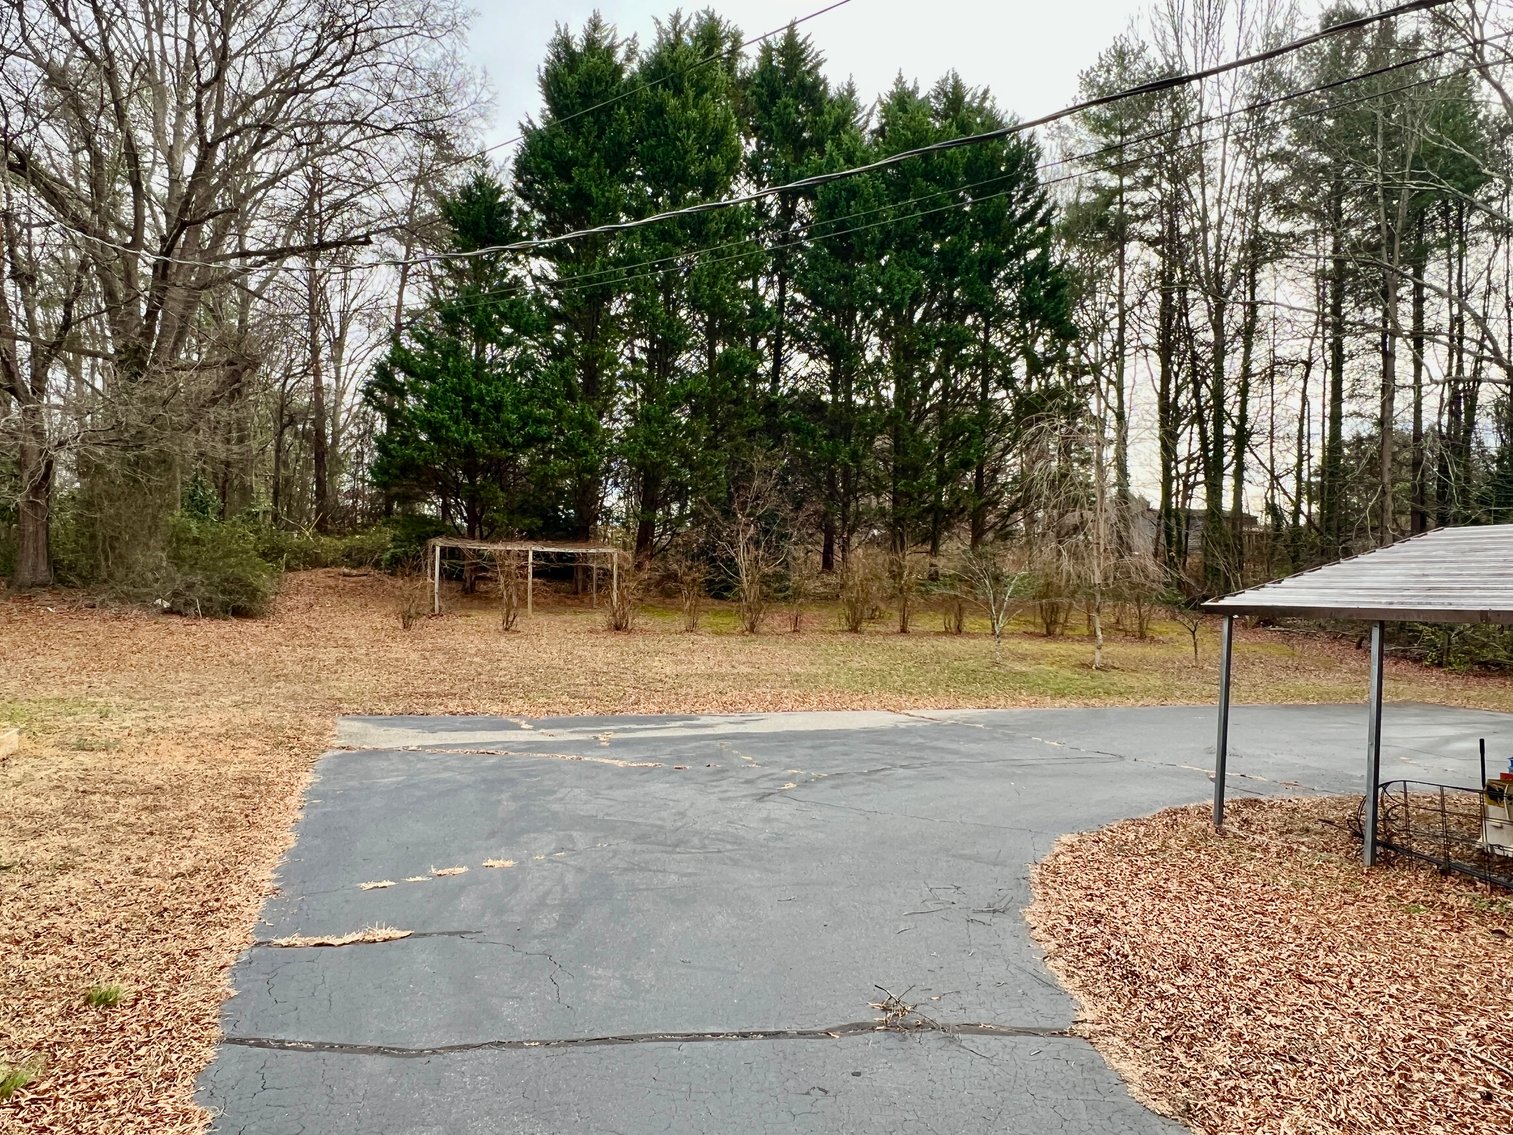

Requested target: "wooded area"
[{"left": 3, "top": 0, "right": 1512, "bottom": 624}]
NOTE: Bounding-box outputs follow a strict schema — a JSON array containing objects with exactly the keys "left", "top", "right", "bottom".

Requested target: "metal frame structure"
[
  {"left": 1370, "top": 776, "right": 1513, "bottom": 889},
  {"left": 1202, "top": 524, "right": 1513, "bottom": 865},
  {"left": 424, "top": 538, "right": 624, "bottom": 617}
]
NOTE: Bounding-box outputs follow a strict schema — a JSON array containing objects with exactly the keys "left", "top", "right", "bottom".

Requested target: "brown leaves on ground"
[
  {"left": 3, "top": 569, "right": 1512, "bottom": 1134},
  {"left": 269, "top": 926, "right": 410, "bottom": 949},
  {"left": 1027, "top": 797, "right": 1513, "bottom": 1135}
]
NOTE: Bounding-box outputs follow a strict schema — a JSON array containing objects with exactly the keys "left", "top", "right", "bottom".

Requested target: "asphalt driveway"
[{"left": 197, "top": 704, "right": 1513, "bottom": 1134}]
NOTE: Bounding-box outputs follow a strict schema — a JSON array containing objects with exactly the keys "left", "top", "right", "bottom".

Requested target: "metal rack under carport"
[{"left": 1201, "top": 524, "right": 1513, "bottom": 867}]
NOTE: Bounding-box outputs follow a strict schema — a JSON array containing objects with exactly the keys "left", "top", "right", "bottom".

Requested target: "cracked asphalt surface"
[{"left": 198, "top": 704, "right": 1513, "bottom": 1134}]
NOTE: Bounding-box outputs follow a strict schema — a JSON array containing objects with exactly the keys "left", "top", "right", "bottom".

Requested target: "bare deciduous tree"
[{"left": 952, "top": 544, "right": 1030, "bottom": 666}]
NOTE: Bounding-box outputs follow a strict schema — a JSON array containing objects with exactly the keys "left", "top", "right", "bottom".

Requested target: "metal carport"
[{"left": 1201, "top": 524, "right": 1513, "bottom": 864}]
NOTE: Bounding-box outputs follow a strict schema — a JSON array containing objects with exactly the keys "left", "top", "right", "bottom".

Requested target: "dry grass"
[
  {"left": 2, "top": 568, "right": 1512, "bottom": 1134},
  {"left": 1027, "top": 797, "right": 1513, "bottom": 1135},
  {"left": 268, "top": 926, "right": 410, "bottom": 949}
]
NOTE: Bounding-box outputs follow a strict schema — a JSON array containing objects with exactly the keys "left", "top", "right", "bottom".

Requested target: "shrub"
[
  {"left": 151, "top": 517, "right": 278, "bottom": 617},
  {"left": 253, "top": 527, "right": 338, "bottom": 571},
  {"left": 252, "top": 526, "right": 392, "bottom": 571},
  {"left": 497, "top": 552, "right": 523, "bottom": 631},
  {"left": 382, "top": 514, "right": 449, "bottom": 574},
  {"left": 942, "top": 595, "right": 966, "bottom": 635},
  {"left": 1408, "top": 623, "right": 1513, "bottom": 671},
  {"left": 606, "top": 563, "right": 637, "bottom": 632},
  {"left": 838, "top": 553, "right": 881, "bottom": 633},
  {"left": 336, "top": 527, "right": 391, "bottom": 569},
  {"left": 394, "top": 574, "right": 429, "bottom": 629}
]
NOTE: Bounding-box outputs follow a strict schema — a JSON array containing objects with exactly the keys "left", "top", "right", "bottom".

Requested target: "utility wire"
[
  {"left": 415, "top": 0, "right": 1456, "bottom": 262},
  {"left": 18, "top": 0, "right": 860, "bottom": 275},
  {"left": 34, "top": 0, "right": 1464, "bottom": 277},
  {"left": 407, "top": 35, "right": 1500, "bottom": 322}
]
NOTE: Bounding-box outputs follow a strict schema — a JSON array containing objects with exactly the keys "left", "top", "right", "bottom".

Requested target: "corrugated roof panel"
[{"left": 1200, "top": 525, "right": 1513, "bottom": 623}]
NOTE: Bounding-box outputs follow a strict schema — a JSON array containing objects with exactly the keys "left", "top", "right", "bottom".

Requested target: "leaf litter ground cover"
[
  {"left": 4, "top": 568, "right": 1513, "bottom": 1133},
  {"left": 1028, "top": 797, "right": 1513, "bottom": 1135}
]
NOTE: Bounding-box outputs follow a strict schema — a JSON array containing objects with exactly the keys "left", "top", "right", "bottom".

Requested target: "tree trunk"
[
  {"left": 307, "top": 257, "right": 330, "bottom": 533},
  {"left": 1322, "top": 184, "right": 1347, "bottom": 556},
  {"left": 12, "top": 423, "right": 54, "bottom": 588},
  {"left": 1410, "top": 214, "right": 1427, "bottom": 535}
]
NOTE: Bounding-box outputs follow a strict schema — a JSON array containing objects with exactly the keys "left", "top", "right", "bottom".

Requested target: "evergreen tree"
[{"left": 366, "top": 173, "right": 561, "bottom": 540}]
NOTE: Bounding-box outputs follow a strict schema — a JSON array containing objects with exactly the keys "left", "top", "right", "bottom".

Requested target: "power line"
[
  {"left": 18, "top": 0, "right": 860, "bottom": 276},
  {"left": 415, "top": 0, "right": 1456, "bottom": 263},
  {"left": 409, "top": 33, "right": 1499, "bottom": 322},
  {"left": 31, "top": 0, "right": 1466, "bottom": 280}
]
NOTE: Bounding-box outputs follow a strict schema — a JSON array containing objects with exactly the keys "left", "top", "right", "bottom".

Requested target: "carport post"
[
  {"left": 1213, "top": 614, "right": 1235, "bottom": 828},
  {"left": 527, "top": 548, "right": 534, "bottom": 616},
  {"left": 432, "top": 541, "right": 441, "bottom": 616},
  {"left": 1363, "top": 620, "right": 1386, "bottom": 866}
]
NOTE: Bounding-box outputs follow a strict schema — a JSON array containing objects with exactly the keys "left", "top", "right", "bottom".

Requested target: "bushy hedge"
[
  {"left": 1403, "top": 622, "right": 1513, "bottom": 672},
  {"left": 253, "top": 526, "right": 391, "bottom": 571},
  {"left": 4, "top": 481, "right": 464, "bottom": 617},
  {"left": 96, "top": 516, "right": 282, "bottom": 618}
]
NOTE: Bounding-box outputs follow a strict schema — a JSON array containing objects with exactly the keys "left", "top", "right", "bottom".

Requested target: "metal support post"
[
  {"left": 1363, "top": 620, "right": 1386, "bottom": 866},
  {"left": 1213, "top": 615, "right": 1234, "bottom": 828}
]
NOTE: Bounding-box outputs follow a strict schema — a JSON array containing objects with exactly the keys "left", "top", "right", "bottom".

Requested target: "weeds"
[
  {"left": 0, "top": 1060, "right": 41, "bottom": 1101},
  {"left": 85, "top": 983, "right": 125, "bottom": 1008}
]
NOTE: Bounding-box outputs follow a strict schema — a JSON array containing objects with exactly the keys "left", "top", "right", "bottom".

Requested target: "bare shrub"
[
  {"left": 1032, "top": 571, "right": 1072, "bottom": 638},
  {"left": 663, "top": 544, "right": 707, "bottom": 633},
  {"left": 838, "top": 551, "right": 881, "bottom": 633},
  {"left": 496, "top": 552, "right": 522, "bottom": 631},
  {"left": 1171, "top": 603, "right": 1204, "bottom": 663},
  {"left": 394, "top": 574, "right": 429, "bottom": 629},
  {"left": 952, "top": 544, "right": 1030, "bottom": 665},
  {"left": 786, "top": 551, "right": 817, "bottom": 633},
  {"left": 889, "top": 548, "right": 921, "bottom": 634},
  {"left": 606, "top": 559, "right": 637, "bottom": 632},
  {"left": 942, "top": 595, "right": 966, "bottom": 635},
  {"left": 718, "top": 462, "right": 793, "bottom": 636},
  {"left": 1112, "top": 552, "right": 1166, "bottom": 640}
]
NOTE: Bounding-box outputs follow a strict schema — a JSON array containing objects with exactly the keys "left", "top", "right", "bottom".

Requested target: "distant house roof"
[{"left": 1201, "top": 525, "right": 1513, "bottom": 624}]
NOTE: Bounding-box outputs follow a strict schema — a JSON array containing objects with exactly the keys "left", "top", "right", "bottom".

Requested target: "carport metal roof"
[
  {"left": 1201, "top": 525, "right": 1513, "bottom": 624},
  {"left": 1199, "top": 524, "right": 1513, "bottom": 865}
]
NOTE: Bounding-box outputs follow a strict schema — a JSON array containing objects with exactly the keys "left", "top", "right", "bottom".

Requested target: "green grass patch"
[
  {"left": 85, "top": 982, "right": 126, "bottom": 1008},
  {"left": 0, "top": 1059, "right": 41, "bottom": 1101}
]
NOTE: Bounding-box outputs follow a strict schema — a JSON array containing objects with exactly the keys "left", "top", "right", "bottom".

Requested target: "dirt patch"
[
  {"left": 1027, "top": 797, "right": 1513, "bottom": 1135},
  {"left": 3, "top": 569, "right": 1512, "bottom": 1134}
]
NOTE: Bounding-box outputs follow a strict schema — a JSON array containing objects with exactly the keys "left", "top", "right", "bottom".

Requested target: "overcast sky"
[{"left": 465, "top": 0, "right": 1144, "bottom": 158}]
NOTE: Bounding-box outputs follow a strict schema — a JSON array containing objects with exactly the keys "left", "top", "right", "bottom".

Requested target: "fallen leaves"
[
  {"left": 1026, "top": 797, "right": 1513, "bottom": 1135},
  {"left": 269, "top": 926, "right": 410, "bottom": 949},
  {"left": 4, "top": 570, "right": 1513, "bottom": 1134}
]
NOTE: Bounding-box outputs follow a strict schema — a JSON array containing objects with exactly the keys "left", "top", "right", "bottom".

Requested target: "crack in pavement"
[
  {"left": 396, "top": 746, "right": 663, "bottom": 768},
  {"left": 222, "top": 1020, "right": 1072, "bottom": 1059}
]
